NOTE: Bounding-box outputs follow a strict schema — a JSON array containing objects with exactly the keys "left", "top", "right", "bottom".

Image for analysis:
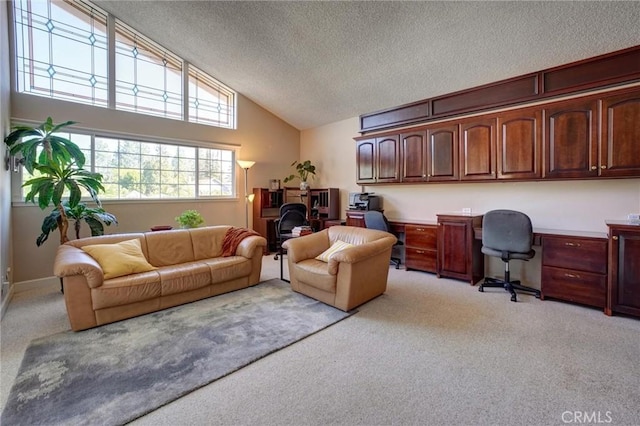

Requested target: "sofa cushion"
[
  {"left": 145, "top": 229, "right": 195, "bottom": 266},
  {"left": 91, "top": 270, "right": 161, "bottom": 310},
  {"left": 157, "top": 262, "right": 212, "bottom": 296},
  {"left": 81, "top": 239, "right": 157, "bottom": 280},
  {"left": 201, "top": 256, "right": 252, "bottom": 284},
  {"left": 189, "top": 226, "right": 230, "bottom": 260},
  {"left": 315, "top": 240, "right": 354, "bottom": 262}
]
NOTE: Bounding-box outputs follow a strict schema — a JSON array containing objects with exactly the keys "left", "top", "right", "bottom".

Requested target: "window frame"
[
  {"left": 11, "top": 0, "right": 237, "bottom": 130},
  {"left": 10, "top": 124, "right": 241, "bottom": 205}
]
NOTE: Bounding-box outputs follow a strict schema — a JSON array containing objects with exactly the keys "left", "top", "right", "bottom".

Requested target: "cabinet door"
[
  {"left": 356, "top": 139, "right": 376, "bottom": 184},
  {"left": 437, "top": 219, "right": 470, "bottom": 278},
  {"left": 608, "top": 228, "right": 640, "bottom": 317},
  {"left": 460, "top": 118, "right": 496, "bottom": 180},
  {"left": 376, "top": 135, "right": 400, "bottom": 182},
  {"left": 497, "top": 108, "right": 542, "bottom": 179},
  {"left": 544, "top": 99, "right": 598, "bottom": 178},
  {"left": 427, "top": 125, "right": 459, "bottom": 181},
  {"left": 401, "top": 131, "right": 427, "bottom": 182},
  {"left": 600, "top": 91, "right": 640, "bottom": 177}
]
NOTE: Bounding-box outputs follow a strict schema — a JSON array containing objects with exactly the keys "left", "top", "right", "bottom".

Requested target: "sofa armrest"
[
  {"left": 235, "top": 235, "right": 267, "bottom": 258},
  {"left": 282, "top": 231, "right": 330, "bottom": 263},
  {"left": 327, "top": 236, "right": 396, "bottom": 274},
  {"left": 53, "top": 244, "right": 104, "bottom": 289}
]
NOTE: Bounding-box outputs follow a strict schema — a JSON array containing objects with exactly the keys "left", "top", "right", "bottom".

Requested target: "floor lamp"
[{"left": 237, "top": 160, "right": 256, "bottom": 229}]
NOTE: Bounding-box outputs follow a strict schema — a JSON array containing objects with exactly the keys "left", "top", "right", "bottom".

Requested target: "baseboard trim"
[
  {"left": 1, "top": 284, "right": 15, "bottom": 320},
  {"left": 13, "top": 276, "right": 60, "bottom": 293}
]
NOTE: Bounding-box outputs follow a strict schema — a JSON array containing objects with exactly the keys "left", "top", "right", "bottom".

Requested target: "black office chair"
[
  {"left": 478, "top": 209, "right": 541, "bottom": 302},
  {"left": 273, "top": 203, "right": 308, "bottom": 260},
  {"left": 364, "top": 210, "right": 403, "bottom": 269}
]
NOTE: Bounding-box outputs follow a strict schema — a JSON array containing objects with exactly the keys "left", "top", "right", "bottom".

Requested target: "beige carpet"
[{"left": 2, "top": 256, "right": 639, "bottom": 425}]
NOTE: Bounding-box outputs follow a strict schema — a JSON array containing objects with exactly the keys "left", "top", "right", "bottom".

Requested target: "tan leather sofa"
[
  {"left": 282, "top": 226, "right": 397, "bottom": 311},
  {"left": 54, "top": 226, "right": 266, "bottom": 331}
]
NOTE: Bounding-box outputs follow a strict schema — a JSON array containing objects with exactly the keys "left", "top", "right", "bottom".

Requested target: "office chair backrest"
[
  {"left": 363, "top": 210, "right": 390, "bottom": 233},
  {"left": 482, "top": 209, "right": 533, "bottom": 254},
  {"left": 277, "top": 203, "right": 308, "bottom": 235}
]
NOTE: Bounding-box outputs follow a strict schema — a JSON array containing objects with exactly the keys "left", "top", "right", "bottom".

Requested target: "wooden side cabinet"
[
  {"left": 436, "top": 214, "right": 484, "bottom": 285},
  {"left": 606, "top": 221, "right": 640, "bottom": 318},
  {"left": 405, "top": 224, "right": 437, "bottom": 273},
  {"left": 540, "top": 234, "right": 608, "bottom": 309},
  {"left": 346, "top": 210, "right": 367, "bottom": 227}
]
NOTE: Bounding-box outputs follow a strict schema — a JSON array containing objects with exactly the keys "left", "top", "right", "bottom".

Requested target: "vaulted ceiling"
[{"left": 93, "top": 1, "right": 640, "bottom": 130}]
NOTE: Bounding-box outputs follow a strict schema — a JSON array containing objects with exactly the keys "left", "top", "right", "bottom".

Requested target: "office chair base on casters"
[
  {"left": 479, "top": 277, "right": 540, "bottom": 302},
  {"left": 391, "top": 257, "right": 401, "bottom": 269}
]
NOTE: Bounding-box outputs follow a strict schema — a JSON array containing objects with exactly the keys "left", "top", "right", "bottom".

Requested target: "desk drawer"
[
  {"left": 405, "top": 247, "right": 437, "bottom": 273},
  {"left": 405, "top": 225, "right": 437, "bottom": 249},
  {"left": 542, "top": 236, "right": 607, "bottom": 274},
  {"left": 541, "top": 266, "right": 606, "bottom": 308}
]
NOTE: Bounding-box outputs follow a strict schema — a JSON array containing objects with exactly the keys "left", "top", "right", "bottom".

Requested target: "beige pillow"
[
  {"left": 315, "top": 240, "right": 354, "bottom": 262},
  {"left": 82, "top": 239, "right": 157, "bottom": 280}
]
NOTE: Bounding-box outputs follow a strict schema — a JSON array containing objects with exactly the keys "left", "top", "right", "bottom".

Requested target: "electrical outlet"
[{"left": 462, "top": 208, "right": 472, "bottom": 214}]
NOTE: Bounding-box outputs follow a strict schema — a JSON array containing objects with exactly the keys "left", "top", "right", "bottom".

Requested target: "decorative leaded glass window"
[
  {"left": 189, "top": 65, "right": 236, "bottom": 129},
  {"left": 13, "top": 0, "right": 108, "bottom": 106},
  {"left": 114, "top": 20, "right": 183, "bottom": 120}
]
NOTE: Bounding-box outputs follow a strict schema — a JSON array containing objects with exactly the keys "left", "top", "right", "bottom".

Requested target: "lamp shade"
[{"left": 237, "top": 160, "right": 255, "bottom": 169}]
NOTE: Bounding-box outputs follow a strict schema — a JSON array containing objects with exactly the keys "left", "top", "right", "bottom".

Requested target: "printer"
[{"left": 348, "top": 192, "right": 382, "bottom": 211}]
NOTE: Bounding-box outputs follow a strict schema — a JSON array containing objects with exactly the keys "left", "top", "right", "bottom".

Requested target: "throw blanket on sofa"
[{"left": 222, "top": 227, "right": 261, "bottom": 257}]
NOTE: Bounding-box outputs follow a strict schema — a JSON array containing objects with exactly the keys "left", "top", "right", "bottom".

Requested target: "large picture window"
[
  {"left": 20, "top": 131, "right": 237, "bottom": 201},
  {"left": 13, "top": 0, "right": 237, "bottom": 129}
]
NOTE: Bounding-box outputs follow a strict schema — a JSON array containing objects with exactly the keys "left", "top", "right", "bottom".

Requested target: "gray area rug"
[{"left": 1, "top": 279, "right": 353, "bottom": 425}]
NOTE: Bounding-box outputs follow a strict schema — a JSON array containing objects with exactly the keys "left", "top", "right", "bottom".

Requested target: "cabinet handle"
[
  {"left": 591, "top": 165, "right": 597, "bottom": 170},
  {"left": 427, "top": 174, "right": 432, "bottom": 177},
  {"left": 564, "top": 273, "right": 580, "bottom": 279},
  {"left": 600, "top": 165, "right": 607, "bottom": 169},
  {"left": 612, "top": 236, "right": 619, "bottom": 241},
  {"left": 416, "top": 227, "right": 425, "bottom": 231},
  {"left": 416, "top": 250, "right": 425, "bottom": 254},
  {"left": 564, "top": 242, "right": 581, "bottom": 247}
]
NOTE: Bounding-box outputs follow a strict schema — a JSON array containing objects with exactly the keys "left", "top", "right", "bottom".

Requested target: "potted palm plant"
[
  {"left": 283, "top": 160, "right": 316, "bottom": 190},
  {"left": 4, "top": 117, "right": 113, "bottom": 246}
]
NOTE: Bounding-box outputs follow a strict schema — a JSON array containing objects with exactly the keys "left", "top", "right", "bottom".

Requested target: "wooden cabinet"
[
  {"left": 607, "top": 222, "right": 640, "bottom": 318},
  {"left": 600, "top": 91, "right": 640, "bottom": 177},
  {"left": 405, "top": 224, "right": 437, "bottom": 273},
  {"left": 356, "top": 136, "right": 400, "bottom": 184},
  {"left": 436, "top": 214, "right": 484, "bottom": 285},
  {"left": 540, "top": 235, "right": 608, "bottom": 309},
  {"left": 497, "top": 107, "right": 542, "bottom": 179},
  {"left": 427, "top": 125, "right": 459, "bottom": 181},
  {"left": 544, "top": 98, "right": 599, "bottom": 178},
  {"left": 346, "top": 210, "right": 367, "bottom": 227},
  {"left": 355, "top": 87, "right": 640, "bottom": 186},
  {"left": 252, "top": 188, "right": 284, "bottom": 253},
  {"left": 460, "top": 118, "right": 496, "bottom": 181}
]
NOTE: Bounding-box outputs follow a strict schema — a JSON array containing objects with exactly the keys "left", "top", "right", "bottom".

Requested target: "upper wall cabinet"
[
  {"left": 600, "top": 91, "right": 640, "bottom": 177},
  {"left": 544, "top": 99, "right": 599, "bottom": 179},
  {"left": 355, "top": 86, "right": 640, "bottom": 186},
  {"left": 496, "top": 108, "right": 542, "bottom": 180},
  {"left": 356, "top": 136, "right": 400, "bottom": 184},
  {"left": 460, "top": 118, "right": 496, "bottom": 181}
]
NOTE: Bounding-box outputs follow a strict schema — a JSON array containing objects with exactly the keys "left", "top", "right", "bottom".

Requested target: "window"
[
  {"left": 13, "top": 0, "right": 237, "bottom": 129},
  {"left": 189, "top": 65, "right": 236, "bottom": 128},
  {"left": 14, "top": 0, "right": 108, "bottom": 106},
  {"left": 20, "top": 131, "right": 237, "bottom": 201},
  {"left": 115, "top": 21, "right": 183, "bottom": 120}
]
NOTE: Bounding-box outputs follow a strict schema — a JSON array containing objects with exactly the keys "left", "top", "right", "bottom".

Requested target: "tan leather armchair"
[{"left": 282, "top": 226, "right": 397, "bottom": 311}]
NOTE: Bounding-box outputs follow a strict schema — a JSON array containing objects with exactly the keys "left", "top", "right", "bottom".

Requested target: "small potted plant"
[
  {"left": 283, "top": 160, "right": 316, "bottom": 190},
  {"left": 175, "top": 209, "right": 204, "bottom": 228}
]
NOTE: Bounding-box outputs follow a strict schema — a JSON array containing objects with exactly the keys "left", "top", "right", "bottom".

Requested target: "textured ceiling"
[{"left": 93, "top": 1, "right": 640, "bottom": 130}]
